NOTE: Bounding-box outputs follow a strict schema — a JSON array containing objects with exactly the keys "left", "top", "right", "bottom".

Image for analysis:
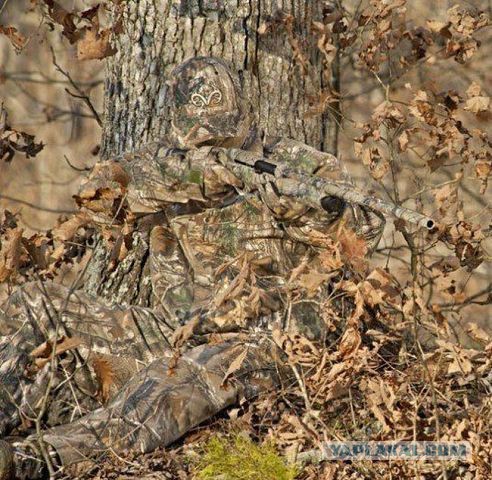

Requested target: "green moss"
[{"left": 195, "top": 435, "right": 298, "bottom": 480}]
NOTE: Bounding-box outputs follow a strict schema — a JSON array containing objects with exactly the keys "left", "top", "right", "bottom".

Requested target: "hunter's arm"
[
  {"left": 119, "top": 143, "right": 243, "bottom": 210},
  {"left": 77, "top": 143, "right": 244, "bottom": 222}
]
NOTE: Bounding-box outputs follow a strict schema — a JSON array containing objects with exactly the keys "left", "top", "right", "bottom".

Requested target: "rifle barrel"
[{"left": 224, "top": 148, "right": 435, "bottom": 230}]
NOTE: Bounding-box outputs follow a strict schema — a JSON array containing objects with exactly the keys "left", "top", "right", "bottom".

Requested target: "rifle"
[
  {"left": 211, "top": 147, "right": 435, "bottom": 230},
  {"left": 119, "top": 144, "right": 435, "bottom": 230}
]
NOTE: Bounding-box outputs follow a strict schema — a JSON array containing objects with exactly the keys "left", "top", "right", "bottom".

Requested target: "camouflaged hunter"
[{"left": 1, "top": 56, "right": 389, "bottom": 479}]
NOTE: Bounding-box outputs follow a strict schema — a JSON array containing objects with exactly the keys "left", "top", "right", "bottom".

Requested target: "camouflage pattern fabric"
[
  {"left": 0, "top": 56, "right": 385, "bottom": 478},
  {"left": 41, "top": 336, "right": 282, "bottom": 467},
  {"left": 0, "top": 281, "right": 175, "bottom": 438},
  {"left": 168, "top": 56, "right": 254, "bottom": 149}
]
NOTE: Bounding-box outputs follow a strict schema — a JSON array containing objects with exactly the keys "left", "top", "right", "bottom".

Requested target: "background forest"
[{"left": 0, "top": 0, "right": 491, "bottom": 479}]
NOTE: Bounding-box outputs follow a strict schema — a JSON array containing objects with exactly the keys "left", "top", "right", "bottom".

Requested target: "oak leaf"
[
  {"left": 338, "top": 326, "right": 361, "bottom": 359},
  {"left": 77, "top": 27, "right": 116, "bottom": 61}
]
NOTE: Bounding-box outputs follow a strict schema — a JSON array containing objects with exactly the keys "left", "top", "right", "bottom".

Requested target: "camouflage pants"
[{"left": 0, "top": 282, "right": 282, "bottom": 476}]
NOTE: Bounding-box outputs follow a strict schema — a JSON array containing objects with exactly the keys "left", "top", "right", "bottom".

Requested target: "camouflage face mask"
[{"left": 169, "top": 57, "right": 252, "bottom": 148}]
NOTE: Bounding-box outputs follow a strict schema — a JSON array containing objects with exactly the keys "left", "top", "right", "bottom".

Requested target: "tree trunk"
[{"left": 85, "top": 0, "right": 329, "bottom": 305}]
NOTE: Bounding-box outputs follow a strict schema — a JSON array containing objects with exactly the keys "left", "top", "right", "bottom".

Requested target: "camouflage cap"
[{"left": 168, "top": 57, "right": 253, "bottom": 149}]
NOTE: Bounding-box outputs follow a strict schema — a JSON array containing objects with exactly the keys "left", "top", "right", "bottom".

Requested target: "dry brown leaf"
[
  {"left": 1, "top": 104, "right": 44, "bottom": 162},
  {"left": 273, "top": 330, "right": 320, "bottom": 366},
  {"left": 361, "top": 146, "right": 390, "bottom": 180},
  {"left": 0, "top": 25, "right": 27, "bottom": 52},
  {"left": 77, "top": 27, "right": 116, "bottom": 60},
  {"left": 338, "top": 326, "right": 361, "bottom": 359},
  {"left": 369, "top": 403, "right": 392, "bottom": 433},
  {"left": 359, "top": 280, "right": 385, "bottom": 308},
  {"left": 31, "top": 336, "right": 82, "bottom": 368},
  {"left": 214, "top": 258, "right": 249, "bottom": 307},
  {"left": 326, "top": 362, "right": 348, "bottom": 382},
  {"left": 212, "top": 300, "right": 249, "bottom": 329},
  {"left": 52, "top": 213, "right": 90, "bottom": 242},
  {"left": 22, "top": 233, "right": 51, "bottom": 271},
  {"left": 222, "top": 346, "right": 249, "bottom": 386},
  {"left": 298, "top": 271, "right": 335, "bottom": 297},
  {"left": 319, "top": 243, "right": 343, "bottom": 271},
  {"left": 448, "top": 353, "right": 473, "bottom": 375},
  {"left": 91, "top": 354, "right": 116, "bottom": 403},
  {"left": 338, "top": 280, "right": 365, "bottom": 324},
  {"left": 372, "top": 101, "right": 405, "bottom": 126},
  {"left": 43, "top": 0, "right": 81, "bottom": 43},
  {"left": 0, "top": 227, "right": 24, "bottom": 282},
  {"left": 437, "top": 340, "right": 474, "bottom": 375}
]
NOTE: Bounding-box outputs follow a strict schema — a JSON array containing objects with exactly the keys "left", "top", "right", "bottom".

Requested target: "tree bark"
[{"left": 85, "top": 0, "right": 329, "bottom": 305}]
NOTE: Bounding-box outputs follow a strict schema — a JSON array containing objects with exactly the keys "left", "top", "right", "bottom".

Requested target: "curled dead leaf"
[
  {"left": 1, "top": 104, "right": 44, "bottom": 162},
  {"left": 361, "top": 146, "right": 390, "bottom": 181},
  {"left": 338, "top": 326, "right": 361, "bottom": 359},
  {"left": 52, "top": 213, "right": 90, "bottom": 242}
]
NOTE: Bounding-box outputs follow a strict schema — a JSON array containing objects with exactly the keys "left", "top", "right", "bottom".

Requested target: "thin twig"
[
  {"left": 0, "top": 194, "right": 77, "bottom": 214},
  {"left": 50, "top": 47, "right": 103, "bottom": 127},
  {"left": 0, "top": 0, "right": 11, "bottom": 18},
  {"left": 64, "top": 155, "right": 91, "bottom": 172}
]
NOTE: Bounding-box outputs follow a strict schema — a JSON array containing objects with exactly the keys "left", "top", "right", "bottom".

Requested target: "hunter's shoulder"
[{"left": 262, "top": 136, "right": 340, "bottom": 173}]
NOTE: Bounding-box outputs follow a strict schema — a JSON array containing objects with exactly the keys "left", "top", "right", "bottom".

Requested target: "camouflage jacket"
[{"left": 78, "top": 135, "right": 384, "bottom": 338}]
